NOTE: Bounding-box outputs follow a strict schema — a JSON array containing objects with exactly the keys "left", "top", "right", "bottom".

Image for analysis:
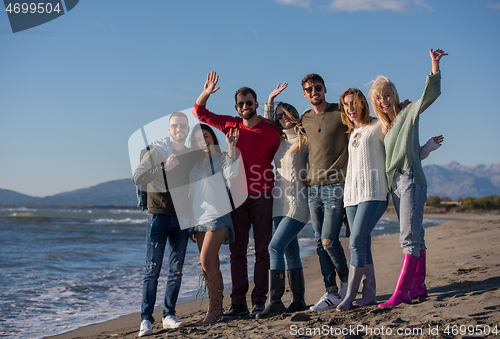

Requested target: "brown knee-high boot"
[{"left": 197, "top": 268, "right": 224, "bottom": 325}]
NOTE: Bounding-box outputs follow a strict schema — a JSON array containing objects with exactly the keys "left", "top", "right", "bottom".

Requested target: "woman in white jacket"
[{"left": 189, "top": 124, "right": 240, "bottom": 324}]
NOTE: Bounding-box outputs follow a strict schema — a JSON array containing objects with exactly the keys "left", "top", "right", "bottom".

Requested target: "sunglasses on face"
[
  {"left": 170, "top": 123, "right": 188, "bottom": 130},
  {"left": 236, "top": 100, "right": 254, "bottom": 108},
  {"left": 303, "top": 85, "right": 324, "bottom": 94},
  {"left": 276, "top": 113, "right": 287, "bottom": 120}
]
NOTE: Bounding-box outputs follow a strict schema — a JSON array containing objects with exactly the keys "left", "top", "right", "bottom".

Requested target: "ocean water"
[{"left": 0, "top": 207, "right": 447, "bottom": 338}]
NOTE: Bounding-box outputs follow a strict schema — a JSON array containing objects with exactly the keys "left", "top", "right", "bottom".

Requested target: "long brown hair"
[
  {"left": 272, "top": 102, "right": 299, "bottom": 134},
  {"left": 339, "top": 88, "right": 372, "bottom": 133}
]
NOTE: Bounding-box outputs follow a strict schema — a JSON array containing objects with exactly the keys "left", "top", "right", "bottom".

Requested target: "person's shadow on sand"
[
  {"left": 430, "top": 275, "right": 500, "bottom": 301},
  {"left": 375, "top": 275, "right": 500, "bottom": 308}
]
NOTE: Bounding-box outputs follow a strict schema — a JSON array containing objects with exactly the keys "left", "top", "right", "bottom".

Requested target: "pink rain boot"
[
  {"left": 378, "top": 254, "right": 418, "bottom": 308},
  {"left": 409, "top": 250, "right": 427, "bottom": 299}
]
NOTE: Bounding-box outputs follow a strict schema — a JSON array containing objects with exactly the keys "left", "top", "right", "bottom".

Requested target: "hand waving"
[
  {"left": 432, "top": 135, "right": 444, "bottom": 146},
  {"left": 399, "top": 99, "right": 412, "bottom": 110},
  {"left": 429, "top": 49, "right": 448, "bottom": 63},
  {"left": 204, "top": 71, "right": 220, "bottom": 95},
  {"left": 268, "top": 83, "right": 288, "bottom": 103},
  {"left": 226, "top": 128, "right": 240, "bottom": 147}
]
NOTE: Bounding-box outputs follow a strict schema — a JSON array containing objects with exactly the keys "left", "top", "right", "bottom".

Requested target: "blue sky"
[{"left": 1, "top": 0, "right": 499, "bottom": 197}]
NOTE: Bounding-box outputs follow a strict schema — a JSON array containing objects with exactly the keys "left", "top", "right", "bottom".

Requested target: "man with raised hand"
[
  {"left": 299, "top": 74, "right": 350, "bottom": 311},
  {"left": 133, "top": 112, "right": 199, "bottom": 336},
  {"left": 192, "top": 72, "right": 281, "bottom": 319}
]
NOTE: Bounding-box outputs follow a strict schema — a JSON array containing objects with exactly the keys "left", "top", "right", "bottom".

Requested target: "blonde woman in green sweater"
[{"left": 369, "top": 48, "right": 447, "bottom": 308}]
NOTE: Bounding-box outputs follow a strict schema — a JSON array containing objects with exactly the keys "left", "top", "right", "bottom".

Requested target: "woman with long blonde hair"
[{"left": 369, "top": 48, "right": 447, "bottom": 308}]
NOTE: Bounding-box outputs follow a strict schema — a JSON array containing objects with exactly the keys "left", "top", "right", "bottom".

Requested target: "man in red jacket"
[{"left": 192, "top": 72, "right": 281, "bottom": 318}]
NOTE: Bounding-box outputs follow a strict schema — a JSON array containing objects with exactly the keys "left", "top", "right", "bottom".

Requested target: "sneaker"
[
  {"left": 162, "top": 315, "right": 184, "bottom": 329},
  {"left": 251, "top": 301, "right": 266, "bottom": 317},
  {"left": 309, "top": 292, "right": 342, "bottom": 311},
  {"left": 223, "top": 303, "right": 250, "bottom": 320},
  {"left": 339, "top": 281, "right": 348, "bottom": 300},
  {"left": 138, "top": 320, "right": 152, "bottom": 337}
]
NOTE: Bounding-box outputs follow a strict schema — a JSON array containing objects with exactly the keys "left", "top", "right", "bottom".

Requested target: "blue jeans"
[
  {"left": 269, "top": 216, "right": 306, "bottom": 270},
  {"left": 308, "top": 184, "right": 349, "bottom": 293},
  {"left": 345, "top": 200, "right": 388, "bottom": 267},
  {"left": 141, "top": 214, "right": 189, "bottom": 323},
  {"left": 391, "top": 168, "right": 427, "bottom": 257}
]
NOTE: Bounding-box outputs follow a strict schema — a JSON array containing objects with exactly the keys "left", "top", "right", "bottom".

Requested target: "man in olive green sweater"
[{"left": 299, "top": 74, "right": 349, "bottom": 311}]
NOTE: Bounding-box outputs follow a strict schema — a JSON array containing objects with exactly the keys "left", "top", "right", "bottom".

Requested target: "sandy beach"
[{"left": 49, "top": 213, "right": 500, "bottom": 338}]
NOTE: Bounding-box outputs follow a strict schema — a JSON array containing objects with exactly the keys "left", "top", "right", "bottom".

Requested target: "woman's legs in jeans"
[
  {"left": 337, "top": 201, "right": 386, "bottom": 310},
  {"left": 391, "top": 169, "right": 427, "bottom": 257},
  {"left": 345, "top": 200, "right": 388, "bottom": 268},
  {"left": 269, "top": 216, "right": 306, "bottom": 270},
  {"left": 259, "top": 216, "right": 306, "bottom": 318},
  {"left": 379, "top": 169, "right": 427, "bottom": 308}
]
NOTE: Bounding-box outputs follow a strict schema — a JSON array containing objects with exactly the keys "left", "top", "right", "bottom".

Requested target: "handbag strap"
[
  {"left": 209, "top": 155, "right": 215, "bottom": 175},
  {"left": 209, "top": 154, "right": 235, "bottom": 211}
]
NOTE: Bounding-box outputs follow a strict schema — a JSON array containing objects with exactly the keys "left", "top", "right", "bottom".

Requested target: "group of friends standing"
[{"left": 133, "top": 48, "right": 448, "bottom": 336}]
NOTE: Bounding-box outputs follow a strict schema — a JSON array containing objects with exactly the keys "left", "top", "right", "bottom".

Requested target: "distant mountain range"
[
  {"left": 424, "top": 162, "right": 500, "bottom": 200},
  {"left": 1, "top": 162, "right": 499, "bottom": 207},
  {"left": 0, "top": 179, "right": 138, "bottom": 207}
]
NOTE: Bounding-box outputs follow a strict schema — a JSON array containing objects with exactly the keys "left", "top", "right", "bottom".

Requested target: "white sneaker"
[
  {"left": 309, "top": 292, "right": 342, "bottom": 311},
  {"left": 162, "top": 315, "right": 184, "bottom": 329},
  {"left": 138, "top": 320, "right": 152, "bottom": 337},
  {"left": 339, "top": 281, "right": 348, "bottom": 300}
]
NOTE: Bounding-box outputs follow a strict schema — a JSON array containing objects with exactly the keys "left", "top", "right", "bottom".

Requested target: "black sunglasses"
[
  {"left": 236, "top": 100, "right": 254, "bottom": 108},
  {"left": 170, "top": 123, "right": 188, "bottom": 130},
  {"left": 276, "top": 113, "right": 286, "bottom": 120},
  {"left": 304, "top": 85, "right": 324, "bottom": 94}
]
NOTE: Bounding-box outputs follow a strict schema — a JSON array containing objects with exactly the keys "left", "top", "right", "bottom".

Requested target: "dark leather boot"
[
  {"left": 256, "top": 270, "right": 286, "bottom": 319},
  {"left": 285, "top": 268, "right": 307, "bottom": 313}
]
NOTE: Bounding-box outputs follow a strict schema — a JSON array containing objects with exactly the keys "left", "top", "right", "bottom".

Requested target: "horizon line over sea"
[
  {"left": 3, "top": 158, "right": 500, "bottom": 200},
  {"left": 0, "top": 207, "right": 448, "bottom": 339}
]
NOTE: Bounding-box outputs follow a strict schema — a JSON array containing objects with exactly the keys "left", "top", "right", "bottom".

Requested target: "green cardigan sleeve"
[{"left": 384, "top": 71, "right": 441, "bottom": 190}]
